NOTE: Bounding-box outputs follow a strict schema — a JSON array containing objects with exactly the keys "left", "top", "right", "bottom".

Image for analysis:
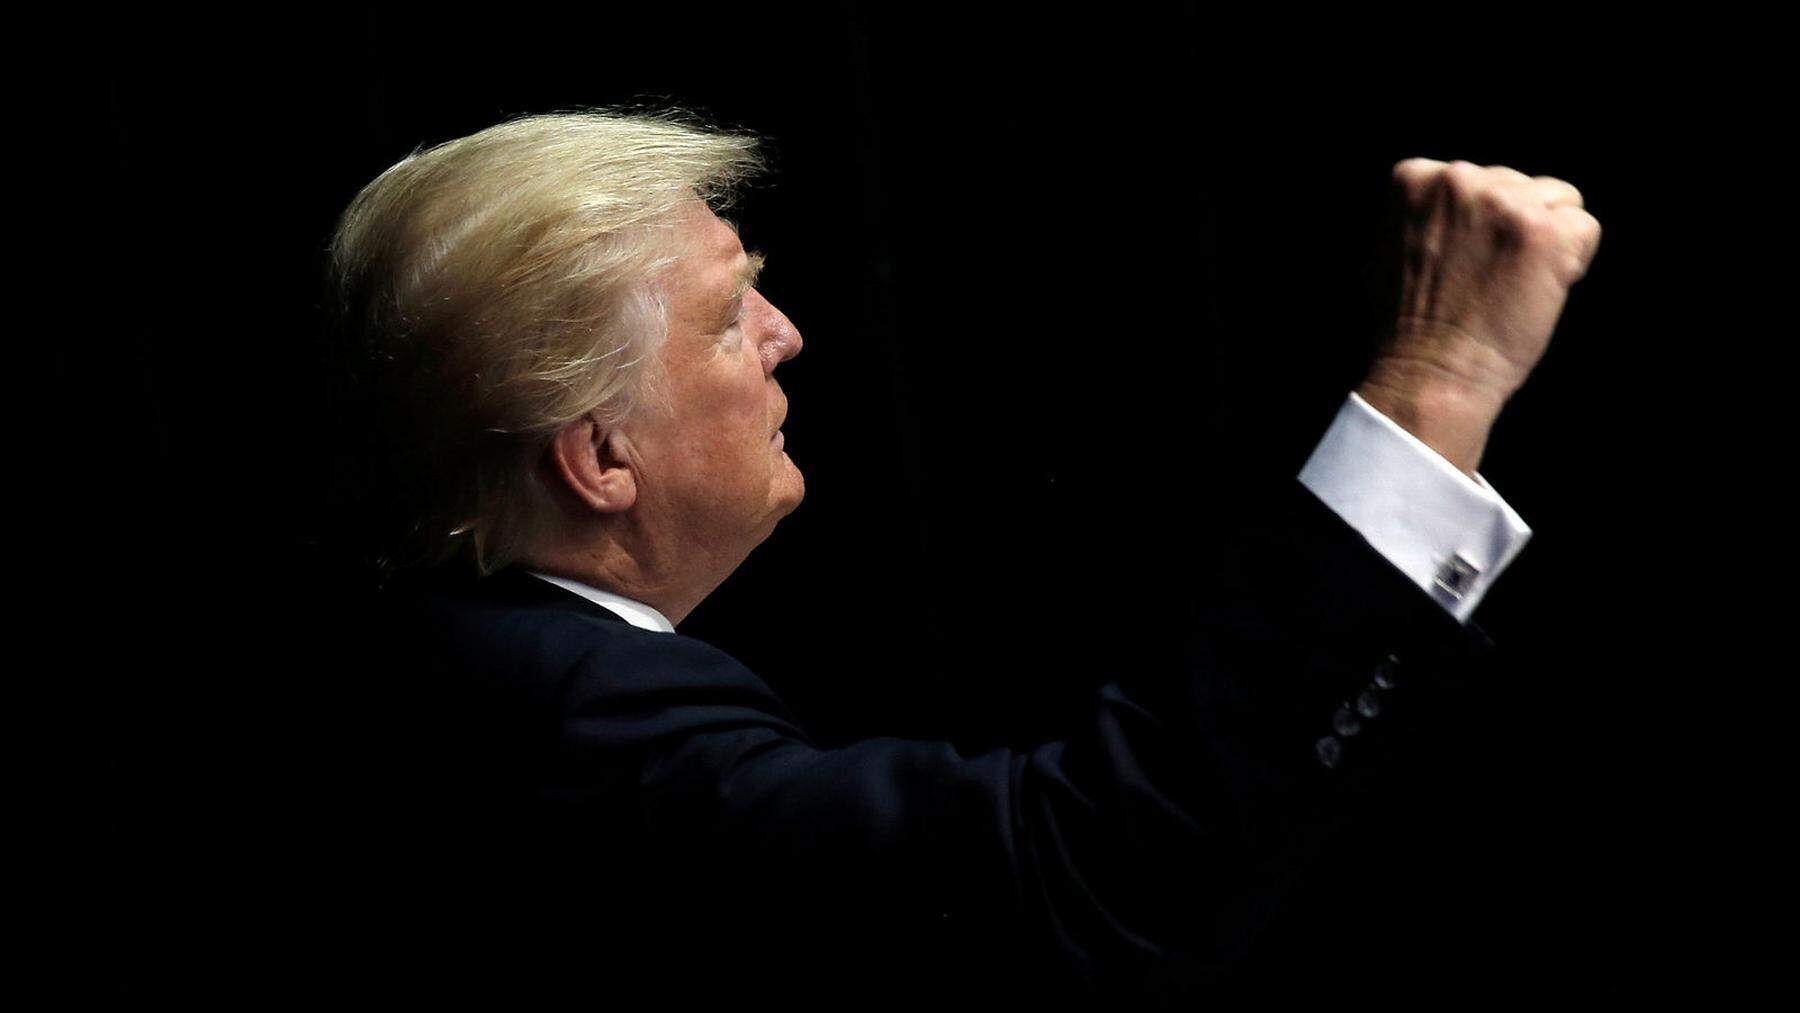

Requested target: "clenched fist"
[{"left": 1358, "top": 158, "right": 1602, "bottom": 477}]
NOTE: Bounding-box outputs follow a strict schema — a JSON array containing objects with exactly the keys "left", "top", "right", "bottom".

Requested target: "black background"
[{"left": 83, "top": 5, "right": 1758, "bottom": 1000}]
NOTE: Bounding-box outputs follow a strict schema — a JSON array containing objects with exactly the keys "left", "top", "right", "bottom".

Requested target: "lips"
[{"left": 772, "top": 430, "right": 785, "bottom": 450}]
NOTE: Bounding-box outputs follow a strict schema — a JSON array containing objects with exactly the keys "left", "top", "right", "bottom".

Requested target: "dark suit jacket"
[{"left": 310, "top": 478, "right": 1499, "bottom": 1004}]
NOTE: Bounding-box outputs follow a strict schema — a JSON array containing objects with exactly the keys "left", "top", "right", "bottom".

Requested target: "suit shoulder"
[{"left": 383, "top": 577, "right": 798, "bottom": 726}]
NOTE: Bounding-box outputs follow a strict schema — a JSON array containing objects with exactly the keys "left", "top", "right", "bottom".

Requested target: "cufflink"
[{"left": 1433, "top": 552, "right": 1482, "bottom": 600}]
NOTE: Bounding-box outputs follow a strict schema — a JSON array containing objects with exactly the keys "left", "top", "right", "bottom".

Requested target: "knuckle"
[
  {"left": 1559, "top": 207, "right": 1602, "bottom": 246},
  {"left": 1496, "top": 203, "right": 1554, "bottom": 245},
  {"left": 1477, "top": 187, "right": 1514, "bottom": 216},
  {"left": 1392, "top": 157, "right": 1437, "bottom": 198},
  {"left": 1520, "top": 208, "right": 1560, "bottom": 247},
  {"left": 1541, "top": 175, "right": 1583, "bottom": 204},
  {"left": 1489, "top": 163, "right": 1532, "bottom": 184},
  {"left": 1516, "top": 201, "right": 1553, "bottom": 231},
  {"left": 1441, "top": 162, "right": 1481, "bottom": 198},
  {"left": 1561, "top": 251, "right": 1589, "bottom": 281}
]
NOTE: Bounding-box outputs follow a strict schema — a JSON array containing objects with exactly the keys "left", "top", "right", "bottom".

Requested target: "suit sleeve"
[{"left": 554, "top": 477, "right": 1500, "bottom": 994}]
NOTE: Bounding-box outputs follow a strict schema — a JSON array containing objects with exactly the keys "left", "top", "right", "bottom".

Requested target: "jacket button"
[
  {"left": 1373, "top": 654, "right": 1401, "bottom": 690},
  {"left": 1356, "top": 690, "right": 1382, "bottom": 719},
  {"left": 1332, "top": 703, "right": 1362, "bottom": 738},
  {"left": 1315, "top": 735, "right": 1343, "bottom": 769}
]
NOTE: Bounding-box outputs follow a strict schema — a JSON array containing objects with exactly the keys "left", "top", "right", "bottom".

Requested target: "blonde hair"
[{"left": 324, "top": 108, "right": 765, "bottom": 576}]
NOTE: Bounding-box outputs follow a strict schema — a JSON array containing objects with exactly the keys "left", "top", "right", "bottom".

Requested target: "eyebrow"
[{"left": 727, "top": 249, "right": 766, "bottom": 304}]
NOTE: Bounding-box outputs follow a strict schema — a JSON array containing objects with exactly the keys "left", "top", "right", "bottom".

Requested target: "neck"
[{"left": 522, "top": 517, "right": 741, "bottom": 627}]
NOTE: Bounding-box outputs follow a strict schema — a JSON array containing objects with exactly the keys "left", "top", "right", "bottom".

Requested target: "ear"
[{"left": 548, "top": 416, "right": 639, "bottom": 515}]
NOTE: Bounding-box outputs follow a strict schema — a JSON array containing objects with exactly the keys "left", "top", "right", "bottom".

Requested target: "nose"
[{"left": 752, "top": 289, "right": 803, "bottom": 373}]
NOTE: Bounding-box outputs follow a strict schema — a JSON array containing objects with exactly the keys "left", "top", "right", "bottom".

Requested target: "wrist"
[{"left": 1355, "top": 365, "right": 1506, "bottom": 478}]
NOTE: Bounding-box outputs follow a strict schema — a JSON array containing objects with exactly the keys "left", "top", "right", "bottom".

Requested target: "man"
[{"left": 319, "top": 110, "right": 1598, "bottom": 1001}]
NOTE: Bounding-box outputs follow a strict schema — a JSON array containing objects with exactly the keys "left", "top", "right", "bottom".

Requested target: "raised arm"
[{"left": 569, "top": 158, "right": 1601, "bottom": 997}]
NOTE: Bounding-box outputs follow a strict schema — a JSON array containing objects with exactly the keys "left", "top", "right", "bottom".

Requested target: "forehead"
[
  {"left": 663, "top": 199, "right": 759, "bottom": 315},
  {"left": 673, "top": 199, "right": 745, "bottom": 263}
]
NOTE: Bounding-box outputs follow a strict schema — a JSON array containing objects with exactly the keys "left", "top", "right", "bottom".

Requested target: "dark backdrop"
[{"left": 85, "top": 5, "right": 1752, "bottom": 1000}]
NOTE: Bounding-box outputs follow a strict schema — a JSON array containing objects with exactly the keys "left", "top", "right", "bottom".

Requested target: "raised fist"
[{"left": 1358, "top": 159, "right": 1602, "bottom": 475}]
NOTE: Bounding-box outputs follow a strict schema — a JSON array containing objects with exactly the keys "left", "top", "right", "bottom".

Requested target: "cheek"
[
  {"left": 665, "top": 359, "right": 776, "bottom": 499},
  {"left": 718, "top": 371, "right": 773, "bottom": 449},
  {"left": 676, "top": 408, "right": 771, "bottom": 495}
]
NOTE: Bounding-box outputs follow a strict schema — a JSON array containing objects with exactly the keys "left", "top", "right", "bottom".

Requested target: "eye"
[{"left": 716, "top": 306, "right": 745, "bottom": 349}]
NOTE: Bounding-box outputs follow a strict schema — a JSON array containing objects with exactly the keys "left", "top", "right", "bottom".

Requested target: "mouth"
[{"left": 771, "top": 429, "right": 785, "bottom": 450}]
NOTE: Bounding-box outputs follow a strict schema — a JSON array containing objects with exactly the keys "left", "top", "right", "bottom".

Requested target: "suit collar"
[
  {"left": 470, "top": 565, "right": 631, "bottom": 626},
  {"left": 521, "top": 570, "right": 675, "bottom": 633}
]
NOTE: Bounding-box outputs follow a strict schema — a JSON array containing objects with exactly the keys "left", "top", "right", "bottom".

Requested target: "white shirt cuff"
[{"left": 1297, "top": 391, "right": 1532, "bottom": 624}]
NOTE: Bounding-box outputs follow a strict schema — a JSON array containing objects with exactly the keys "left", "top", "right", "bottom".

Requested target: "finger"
[
  {"left": 1483, "top": 164, "right": 1584, "bottom": 209},
  {"left": 1476, "top": 162, "right": 1591, "bottom": 210},
  {"left": 1391, "top": 157, "right": 1448, "bottom": 198},
  {"left": 1532, "top": 174, "right": 1585, "bottom": 209},
  {"left": 1550, "top": 205, "right": 1603, "bottom": 277},
  {"left": 1485, "top": 164, "right": 1536, "bottom": 189}
]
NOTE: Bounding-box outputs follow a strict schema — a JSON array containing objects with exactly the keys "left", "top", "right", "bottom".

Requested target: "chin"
[
  {"left": 776, "top": 482, "right": 805, "bottom": 517},
  {"left": 752, "top": 476, "right": 804, "bottom": 541},
  {"left": 777, "top": 458, "right": 805, "bottom": 509}
]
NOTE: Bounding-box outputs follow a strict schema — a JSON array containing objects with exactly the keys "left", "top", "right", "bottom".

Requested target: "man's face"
[{"left": 620, "top": 199, "right": 804, "bottom": 561}]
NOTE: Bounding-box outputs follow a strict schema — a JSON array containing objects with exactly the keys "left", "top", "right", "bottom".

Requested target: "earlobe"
[{"left": 549, "top": 417, "right": 638, "bottom": 515}]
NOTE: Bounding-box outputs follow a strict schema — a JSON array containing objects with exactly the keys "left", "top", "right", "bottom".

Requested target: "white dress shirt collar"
[{"left": 525, "top": 571, "right": 676, "bottom": 634}]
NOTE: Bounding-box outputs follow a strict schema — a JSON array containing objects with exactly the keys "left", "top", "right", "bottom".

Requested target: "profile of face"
[{"left": 615, "top": 198, "right": 805, "bottom": 563}]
